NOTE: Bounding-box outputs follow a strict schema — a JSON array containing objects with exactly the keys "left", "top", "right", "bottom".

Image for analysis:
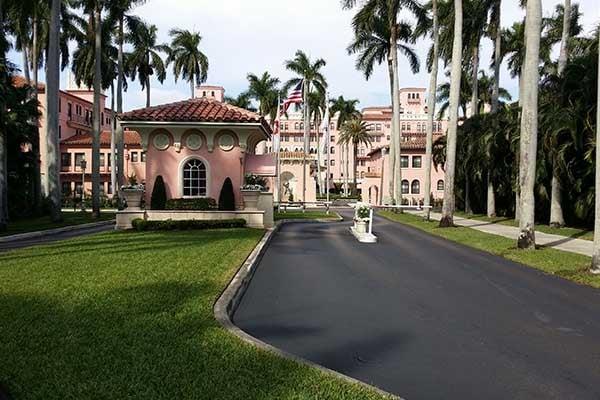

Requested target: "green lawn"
[
  {"left": 275, "top": 210, "right": 341, "bottom": 221},
  {"left": 0, "top": 228, "right": 388, "bottom": 400},
  {"left": 1, "top": 212, "right": 115, "bottom": 237},
  {"left": 379, "top": 211, "right": 599, "bottom": 289},
  {"left": 454, "top": 211, "right": 594, "bottom": 241}
]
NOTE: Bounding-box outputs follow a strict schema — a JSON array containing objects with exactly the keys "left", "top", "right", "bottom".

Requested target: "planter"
[
  {"left": 241, "top": 190, "right": 260, "bottom": 210},
  {"left": 120, "top": 188, "right": 144, "bottom": 210},
  {"left": 354, "top": 220, "right": 367, "bottom": 234}
]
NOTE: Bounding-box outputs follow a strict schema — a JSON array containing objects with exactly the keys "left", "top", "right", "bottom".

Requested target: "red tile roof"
[
  {"left": 119, "top": 97, "right": 272, "bottom": 134},
  {"left": 12, "top": 76, "right": 45, "bottom": 90},
  {"left": 61, "top": 130, "right": 141, "bottom": 147}
]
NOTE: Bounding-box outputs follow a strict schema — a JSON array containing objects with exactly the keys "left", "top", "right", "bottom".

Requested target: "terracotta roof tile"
[
  {"left": 119, "top": 98, "right": 272, "bottom": 135},
  {"left": 12, "top": 76, "right": 45, "bottom": 90},
  {"left": 61, "top": 130, "right": 141, "bottom": 147}
]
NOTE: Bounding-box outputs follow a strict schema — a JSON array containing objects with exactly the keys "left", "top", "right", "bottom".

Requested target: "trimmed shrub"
[
  {"left": 218, "top": 178, "right": 236, "bottom": 211},
  {"left": 131, "top": 218, "right": 246, "bottom": 231},
  {"left": 165, "top": 198, "right": 217, "bottom": 210},
  {"left": 150, "top": 175, "right": 167, "bottom": 210}
]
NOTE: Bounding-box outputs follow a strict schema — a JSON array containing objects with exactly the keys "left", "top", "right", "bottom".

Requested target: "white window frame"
[{"left": 178, "top": 156, "right": 211, "bottom": 198}]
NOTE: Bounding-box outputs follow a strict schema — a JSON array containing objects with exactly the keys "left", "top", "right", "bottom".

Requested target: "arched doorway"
[{"left": 368, "top": 185, "right": 379, "bottom": 205}]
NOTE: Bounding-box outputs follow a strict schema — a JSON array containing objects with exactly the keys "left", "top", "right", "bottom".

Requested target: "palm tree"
[
  {"left": 339, "top": 118, "right": 372, "bottom": 195},
  {"left": 592, "top": 28, "right": 600, "bottom": 273},
  {"left": 224, "top": 92, "right": 255, "bottom": 110},
  {"left": 308, "top": 90, "right": 326, "bottom": 194},
  {"left": 45, "top": 0, "right": 61, "bottom": 222},
  {"left": 166, "top": 29, "right": 208, "bottom": 99},
  {"left": 284, "top": 50, "right": 327, "bottom": 202},
  {"left": 439, "top": 0, "right": 462, "bottom": 227},
  {"left": 247, "top": 71, "right": 280, "bottom": 117},
  {"left": 343, "top": 0, "right": 425, "bottom": 204},
  {"left": 330, "top": 96, "right": 361, "bottom": 195},
  {"left": 125, "top": 20, "right": 168, "bottom": 107},
  {"left": 0, "top": 0, "right": 8, "bottom": 230},
  {"left": 517, "top": 0, "right": 542, "bottom": 249}
]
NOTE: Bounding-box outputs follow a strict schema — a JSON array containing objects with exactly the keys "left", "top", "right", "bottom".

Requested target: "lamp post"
[{"left": 80, "top": 159, "right": 87, "bottom": 211}]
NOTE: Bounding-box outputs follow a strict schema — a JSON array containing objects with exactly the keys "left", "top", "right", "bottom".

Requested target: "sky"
[{"left": 7, "top": 0, "right": 600, "bottom": 112}]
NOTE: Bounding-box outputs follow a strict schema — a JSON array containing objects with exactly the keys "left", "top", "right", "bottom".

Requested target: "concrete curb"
[
  {"left": 213, "top": 216, "right": 401, "bottom": 400},
  {"left": 0, "top": 220, "right": 115, "bottom": 244}
]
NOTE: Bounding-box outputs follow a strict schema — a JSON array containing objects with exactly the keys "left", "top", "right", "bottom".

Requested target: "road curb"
[
  {"left": 0, "top": 220, "right": 115, "bottom": 244},
  {"left": 213, "top": 216, "right": 402, "bottom": 400}
]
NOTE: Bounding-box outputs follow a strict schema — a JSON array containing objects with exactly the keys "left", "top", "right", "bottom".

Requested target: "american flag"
[{"left": 282, "top": 80, "right": 304, "bottom": 114}]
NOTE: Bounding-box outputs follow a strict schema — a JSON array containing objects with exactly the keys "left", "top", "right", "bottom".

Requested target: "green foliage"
[
  {"left": 150, "top": 175, "right": 167, "bottom": 210},
  {"left": 131, "top": 218, "right": 246, "bottom": 231},
  {"left": 218, "top": 178, "right": 236, "bottom": 211},
  {"left": 165, "top": 198, "right": 217, "bottom": 210},
  {"left": 242, "top": 174, "right": 267, "bottom": 190},
  {"left": 165, "top": 29, "right": 209, "bottom": 88}
]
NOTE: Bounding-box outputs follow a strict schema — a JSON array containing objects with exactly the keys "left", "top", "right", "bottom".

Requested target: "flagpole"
[
  {"left": 275, "top": 95, "right": 281, "bottom": 212},
  {"left": 302, "top": 80, "right": 307, "bottom": 206}
]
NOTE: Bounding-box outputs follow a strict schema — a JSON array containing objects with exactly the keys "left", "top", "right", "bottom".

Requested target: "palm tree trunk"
[
  {"left": 190, "top": 71, "right": 195, "bottom": 98},
  {"left": 549, "top": 0, "right": 571, "bottom": 228},
  {"left": 91, "top": 3, "right": 102, "bottom": 217},
  {"left": 46, "top": 0, "right": 62, "bottom": 222},
  {"left": 110, "top": 82, "right": 117, "bottom": 201},
  {"left": 591, "top": 27, "right": 600, "bottom": 273},
  {"left": 440, "top": 0, "right": 463, "bottom": 227},
  {"left": 424, "top": 0, "right": 439, "bottom": 220},
  {"left": 464, "top": 173, "right": 472, "bottom": 214},
  {"left": 470, "top": 42, "right": 480, "bottom": 117},
  {"left": 303, "top": 81, "right": 309, "bottom": 202},
  {"left": 390, "top": 23, "right": 403, "bottom": 205},
  {"left": 488, "top": 0, "right": 501, "bottom": 218},
  {"left": 0, "top": 0, "right": 7, "bottom": 230},
  {"left": 146, "top": 75, "right": 151, "bottom": 107},
  {"left": 353, "top": 144, "right": 358, "bottom": 196},
  {"left": 387, "top": 59, "right": 396, "bottom": 203},
  {"left": 517, "top": 0, "right": 542, "bottom": 249},
  {"left": 32, "top": 8, "right": 42, "bottom": 212},
  {"left": 22, "top": 47, "right": 30, "bottom": 84},
  {"left": 116, "top": 16, "right": 125, "bottom": 203}
]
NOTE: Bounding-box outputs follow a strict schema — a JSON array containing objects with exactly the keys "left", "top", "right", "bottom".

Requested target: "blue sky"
[{"left": 7, "top": 0, "right": 599, "bottom": 112}]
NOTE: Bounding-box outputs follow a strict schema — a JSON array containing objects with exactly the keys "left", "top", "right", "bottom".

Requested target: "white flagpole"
[
  {"left": 275, "top": 95, "right": 281, "bottom": 210},
  {"left": 302, "top": 79, "right": 307, "bottom": 205}
]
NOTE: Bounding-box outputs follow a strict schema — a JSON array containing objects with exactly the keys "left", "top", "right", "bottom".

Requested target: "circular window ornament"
[
  {"left": 186, "top": 133, "right": 203, "bottom": 150},
  {"left": 153, "top": 133, "right": 170, "bottom": 150},
  {"left": 218, "top": 134, "right": 235, "bottom": 151}
]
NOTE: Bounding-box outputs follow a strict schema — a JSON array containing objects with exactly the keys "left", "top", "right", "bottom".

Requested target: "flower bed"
[
  {"left": 131, "top": 218, "right": 246, "bottom": 231},
  {"left": 165, "top": 198, "right": 217, "bottom": 210}
]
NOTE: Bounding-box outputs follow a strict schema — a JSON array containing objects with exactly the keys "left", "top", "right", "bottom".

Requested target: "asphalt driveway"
[{"left": 234, "top": 210, "right": 600, "bottom": 400}]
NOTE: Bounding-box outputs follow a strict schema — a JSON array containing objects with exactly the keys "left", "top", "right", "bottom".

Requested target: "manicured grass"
[
  {"left": 0, "top": 228, "right": 388, "bottom": 400},
  {"left": 1, "top": 212, "right": 115, "bottom": 237},
  {"left": 379, "top": 211, "right": 599, "bottom": 289},
  {"left": 275, "top": 210, "right": 341, "bottom": 221},
  {"left": 454, "top": 211, "right": 593, "bottom": 241}
]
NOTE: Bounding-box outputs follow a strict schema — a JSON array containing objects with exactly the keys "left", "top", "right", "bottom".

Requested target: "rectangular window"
[
  {"left": 412, "top": 156, "right": 422, "bottom": 168},
  {"left": 401, "top": 123, "right": 406, "bottom": 131},
  {"left": 67, "top": 102, "right": 72, "bottom": 118},
  {"left": 131, "top": 152, "right": 139, "bottom": 162},
  {"left": 61, "top": 181, "right": 71, "bottom": 195},
  {"left": 75, "top": 153, "right": 85, "bottom": 170},
  {"left": 107, "top": 181, "right": 113, "bottom": 195},
  {"left": 107, "top": 153, "right": 112, "bottom": 167},
  {"left": 330, "top": 136, "right": 335, "bottom": 143},
  {"left": 99, "top": 153, "right": 105, "bottom": 169},
  {"left": 376, "top": 124, "right": 381, "bottom": 131},
  {"left": 58, "top": 100, "right": 61, "bottom": 113},
  {"left": 61, "top": 153, "right": 71, "bottom": 168},
  {"left": 400, "top": 155, "right": 409, "bottom": 168},
  {"left": 141, "top": 152, "right": 146, "bottom": 162},
  {"left": 75, "top": 182, "right": 83, "bottom": 195},
  {"left": 58, "top": 125, "right": 62, "bottom": 138},
  {"left": 330, "top": 160, "right": 335, "bottom": 166}
]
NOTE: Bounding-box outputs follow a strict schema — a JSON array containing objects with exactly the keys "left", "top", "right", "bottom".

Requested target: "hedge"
[
  {"left": 165, "top": 198, "right": 217, "bottom": 210},
  {"left": 131, "top": 218, "right": 246, "bottom": 231}
]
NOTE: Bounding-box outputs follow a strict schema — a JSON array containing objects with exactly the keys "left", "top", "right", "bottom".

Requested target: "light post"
[{"left": 80, "top": 159, "right": 87, "bottom": 211}]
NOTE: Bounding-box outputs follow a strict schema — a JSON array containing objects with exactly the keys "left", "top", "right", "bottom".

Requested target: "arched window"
[
  {"left": 437, "top": 179, "right": 444, "bottom": 191},
  {"left": 401, "top": 179, "right": 409, "bottom": 194},
  {"left": 411, "top": 180, "right": 420, "bottom": 194},
  {"left": 183, "top": 159, "right": 207, "bottom": 197},
  {"left": 330, "top": 146, "right": 335, "bottom": 154}
]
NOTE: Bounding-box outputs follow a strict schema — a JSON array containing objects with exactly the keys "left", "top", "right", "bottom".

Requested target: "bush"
[
  {"left": 165, "top": 198, "right": 217, "bottom": 210},
  {"left": 131, "top": 218, "right": 246, "bottom": 231},
  {"left": 150, "top": 175, "right": 167, "bottom": 210},
  {"left": 218, "top": 178, "right": 236, "bottom": 211}
]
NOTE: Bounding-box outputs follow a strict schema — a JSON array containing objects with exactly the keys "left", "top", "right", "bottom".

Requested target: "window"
[
  {"left": 401, "top": 123, "right": 406, "bottom": 131},
  {"left": 58, "top": 100, "right": 61, "bottom": 113},
  {"left": 412, "top": 156, "right": 422, "bottom": 168},
  {"left": 330, "top": 146, "right": 335, "bottom": 154},
  {"left": 330, "top": 160, "right": 335, "bottom": 166},
  {"left": 437, "top": 179, "right": 444, "bottom": 191},
  {"left": 376, "top": 124, "right": 382, "bottom": 131},
  {"left": 67, "top": 103, "right": 72, "bottom": 118},
  {"left": 406, "top": 123, "right": 411, "bottom": 131},
  {"left": 202, "top": 91, "right": 206, "bottom": 96},
  {"left": 107, "top": 182, "right": 113, "bottom": 195},
  {"left": 211, "top": 91, "right": 215, "bottom": 97},
  {"left": 375, "top": 136, "right": 381, "bottom": 142},
  {"left": 61, "top": 153, "right": 71, "bottom": 168},
  {"left": 131, "top": 152, "right": 139, "bottom": 162},
  {"left": 401, "top": 180, "right": 409, "bottom": 194},
  {"left": 294, "top": 122, "right": 299, "bottom": 130},
  {"left": 330, "top": 135, "right": 335, "bottom": 143},
  {"left": 75, "top": 153, "right": 85, "bottom": 170},
  {"left": 62, "top": 181, "right": 71, "bottom": 195},
  {"left": 141, "top": 152, "right": 146, "bottom": 162},
  {"left": 411, "top": 180, "right": 420, "bottom": 194},
  {"left": 400, "top": 155, "right": 409, "bottom": 168},
  {"left": 99, "top": 153, "right": 105, "bottom": 167},
  {"left": 75, "top": 182, "right": 83, "bottom": 195},
  {"left": 58, "top": 125, "right": 62, "bottom": 138},
  {"left": 284, "top": 123, "right": 288, "bottom": 130},
  {"left": 183, "top": 159, "right": 207, "bottom": 197}
]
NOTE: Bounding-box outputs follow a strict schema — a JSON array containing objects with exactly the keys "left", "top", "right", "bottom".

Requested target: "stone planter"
[
  {"left": 241, "top": 190, "right": 260, "bottom": 210},
  {"left": 120, "top": 188, "right": 144, "bottom": 210},
  {"left": 354, "top": 220, "right": 367, "bottom": 234}
]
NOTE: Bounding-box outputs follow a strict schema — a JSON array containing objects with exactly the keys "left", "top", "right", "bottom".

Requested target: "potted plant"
[
  {"left": 241, "top": 174, "right": 267, "bottom": 210},
  {"left": 353, "top": 202, "right": 371, "bottom": 234},
  {"left": 120, "top": 174, "right": 145, "bottom": 210}
]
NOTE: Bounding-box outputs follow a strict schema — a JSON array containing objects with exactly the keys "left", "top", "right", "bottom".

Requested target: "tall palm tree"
[
  {"left": 330, "top": 96, "right": 361, "bottom": 195},
  {"left": 339, "top": 118, "right": 372, "bottom": 195},
  {"left": 343, "top": 0, "right": 425, "bottom": 204},
  {"left": 592, "top": 28, "right": 600, "bottom": 273},
  {"left": 224, "top": 92, "right": 255, "bottom": 110},
  {"left": 125, "top": 20, "right": 168, "bottom": 107},
  {"left": 487, "top": 0, "right": 502, "bottom": 217},
  {"left": 517, "top": 0, "right": 542, "bottom": 249},
  {"left": 166, "top": 28, "right": 208, "bottom": 99},
  {"left": 284, "top": 50, "right": 327, "bottom": 202},
  {"left": 347, "top": 13, "right": 419, "bottom": 202},
  {"left": 0, "top": 0, "right": 8, "bottom": 230},
  {"left": 45, "top": 0, "right": 61, "bottom": 222},
  {"left": 439, "top": 0, "right": 462, "bottom": 227},
  {"left": 308, "top": 90, "right": 326, "bottom": 194},
  {"left": 548, "top": 0, "right": 571, "bottom": 228},
  {"left": 247, "top": 71, "right": 280, "bottom": 117}
]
